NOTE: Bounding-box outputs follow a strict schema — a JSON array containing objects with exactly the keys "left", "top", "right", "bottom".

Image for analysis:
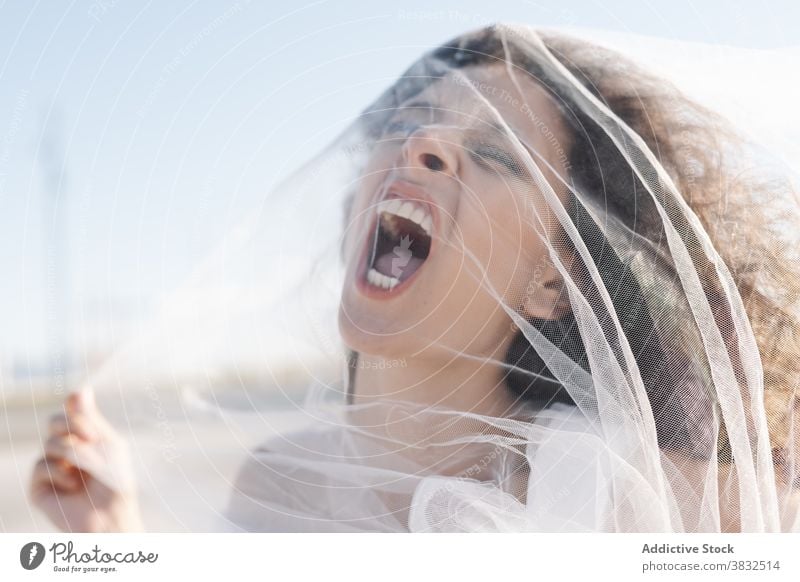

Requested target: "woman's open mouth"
[{"left": 362, "top": 195, "right": 433, "bottom": 292}]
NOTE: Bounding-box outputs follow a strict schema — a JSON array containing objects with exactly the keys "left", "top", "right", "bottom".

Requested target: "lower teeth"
[{"left": 367, "top": 267, "right": 399, "bottom": 290}]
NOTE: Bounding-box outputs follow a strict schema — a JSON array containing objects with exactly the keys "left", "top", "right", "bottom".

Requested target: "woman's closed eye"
[{"left": 471, "top": 143, "right": 527, "bottom": 179}]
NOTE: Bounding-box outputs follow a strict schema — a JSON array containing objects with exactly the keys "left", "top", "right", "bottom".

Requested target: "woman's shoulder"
[{"left": 223, "top": 425, "right": 341, "bottom": 531}]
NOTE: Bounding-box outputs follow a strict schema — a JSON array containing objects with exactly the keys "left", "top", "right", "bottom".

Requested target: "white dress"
[{"left": 222, "top": 402, "right": 639, "bottom": 532}]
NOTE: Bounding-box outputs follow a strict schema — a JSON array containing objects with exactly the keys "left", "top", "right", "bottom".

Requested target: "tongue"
[{"left": 374, "top": 252, "right": 425, "bottom": 282}]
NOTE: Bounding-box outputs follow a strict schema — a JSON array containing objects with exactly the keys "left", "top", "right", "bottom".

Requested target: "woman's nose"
[{"left": 401, "top": 128, "right": 459, "bottom": 177}]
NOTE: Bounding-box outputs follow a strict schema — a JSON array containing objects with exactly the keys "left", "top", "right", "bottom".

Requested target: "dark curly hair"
[{"left": 349, "top": 26, "right": 800, "bottom": 481}]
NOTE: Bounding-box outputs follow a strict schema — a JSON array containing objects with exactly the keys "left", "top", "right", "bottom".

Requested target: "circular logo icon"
[{"left": 20, "top": 542, "right": 46, "bottom": 570}]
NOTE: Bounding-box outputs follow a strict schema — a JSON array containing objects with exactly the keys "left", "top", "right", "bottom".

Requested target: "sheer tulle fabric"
[{"left": 85, "top": 25, "right": 800, "bottom": 532}]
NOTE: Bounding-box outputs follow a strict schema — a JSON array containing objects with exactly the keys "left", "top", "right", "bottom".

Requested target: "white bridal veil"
[{"left": 65, "top": 24, "right": 800, "bottom": 532}]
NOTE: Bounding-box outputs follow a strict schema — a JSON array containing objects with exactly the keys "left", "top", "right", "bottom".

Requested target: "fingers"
[
  {"left": 66, "top": 388, "right": 97, "bottom": 418},
  {"left": 44, "top": 433, "right": 101, "bottom": 468},
  {"left": 34, "top": 389, "right": 131, "bottom": 500},
  {"left": 52, "top": 388, "right": 115, "bottom": 442},
  {"left": 30, "top": 458, "right": 82, "bottom": 497},
  {"left": 48, "top": 412, "right": 98, "bottom": 442},
  {"left": 31, "top": 390, "right": 102, "bottom": 503}
]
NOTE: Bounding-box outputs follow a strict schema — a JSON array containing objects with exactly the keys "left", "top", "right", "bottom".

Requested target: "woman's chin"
[{"left": 337, "top": 305, "right": 415, "bottom": 359}]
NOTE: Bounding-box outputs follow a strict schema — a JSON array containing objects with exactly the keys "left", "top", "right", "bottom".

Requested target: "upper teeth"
[{"left": 376, "top": 198, "right": 433, "bottom": 235}]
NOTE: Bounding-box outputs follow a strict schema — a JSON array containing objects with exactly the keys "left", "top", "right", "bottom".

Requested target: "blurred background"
[{"left": 1, "top": 0, "right": 798, "bottom": 532}]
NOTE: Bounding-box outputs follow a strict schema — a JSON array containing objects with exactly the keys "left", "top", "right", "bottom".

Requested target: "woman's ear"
[
  {"left": 520, "top": 186, "right": 576, "bottom": 321},
  {"left": 520, "top": 245, "right": 574, "bottom": 321}
]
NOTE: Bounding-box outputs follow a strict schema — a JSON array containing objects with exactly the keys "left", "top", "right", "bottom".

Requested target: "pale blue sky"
[{"left": 1, "top": 0, "right": 797, "bottom": 373}]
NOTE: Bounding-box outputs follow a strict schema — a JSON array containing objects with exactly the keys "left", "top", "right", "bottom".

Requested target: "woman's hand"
[{"left": 29, "top": 388, "right": 144, "bottom": 532}]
